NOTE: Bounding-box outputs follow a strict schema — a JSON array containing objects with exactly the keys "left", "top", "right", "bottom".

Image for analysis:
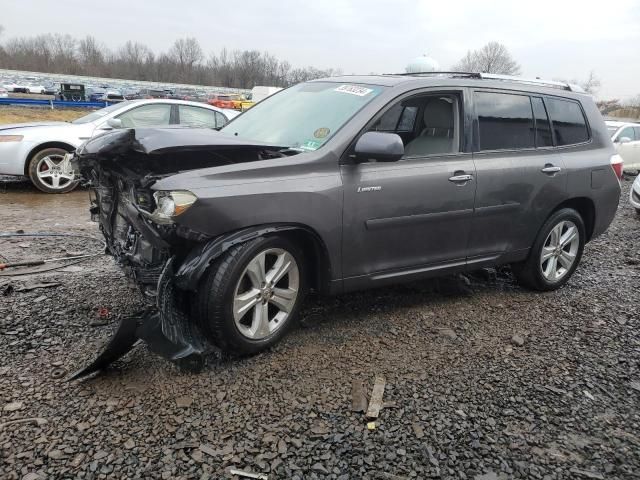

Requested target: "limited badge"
[{"left": 314, "top": 127, "right": 330, "bottom": 138}]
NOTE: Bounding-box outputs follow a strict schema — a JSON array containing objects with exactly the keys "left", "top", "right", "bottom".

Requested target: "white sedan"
[
  {"left": 0, "top": 99, "right": 238, "bottom": 193},
  {"left": 606, "top": 120, "right": 640, "bottom": 172}
]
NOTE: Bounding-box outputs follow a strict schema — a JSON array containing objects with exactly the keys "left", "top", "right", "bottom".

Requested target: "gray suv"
[{"left": 75, "top": 73, "right": 622, "bottom": 373}]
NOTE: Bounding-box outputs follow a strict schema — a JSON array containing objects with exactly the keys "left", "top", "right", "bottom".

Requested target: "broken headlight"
[{"left": 148, "top": 190, "right": 197, "bottom": 224}]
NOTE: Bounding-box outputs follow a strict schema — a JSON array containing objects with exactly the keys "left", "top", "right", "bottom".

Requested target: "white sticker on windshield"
[{"left": 334, "top": 85, "right": 373, "bottom": 96}]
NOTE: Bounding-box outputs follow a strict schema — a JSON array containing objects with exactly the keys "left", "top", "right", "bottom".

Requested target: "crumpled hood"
[
  {"left": 0, "top": 121, "right": 69, "bottom": 131},
  {"left": 77, "top": 127, "right": 284, "bottom": 157},
  {"left": 74, "top": 127, "right": 289, "bottom": 181}
]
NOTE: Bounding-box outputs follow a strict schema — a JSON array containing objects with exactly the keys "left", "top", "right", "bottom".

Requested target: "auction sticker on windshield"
[{"left": 335, "top": 85, "right": 373, "bottom": 96}]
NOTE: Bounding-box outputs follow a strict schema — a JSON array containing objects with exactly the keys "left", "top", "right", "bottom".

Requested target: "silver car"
[{"left": 0, "top": 99, "right": 238, "bottom": 193}]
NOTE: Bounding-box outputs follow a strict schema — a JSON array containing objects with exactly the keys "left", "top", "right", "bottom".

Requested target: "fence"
[{"left": 0, "top": 97, "right": 115, "bottom": 109}]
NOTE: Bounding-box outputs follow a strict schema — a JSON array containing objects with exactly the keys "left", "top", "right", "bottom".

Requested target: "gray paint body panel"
[{"left": 90, "top": 75, "right": 621, "bottom": 294}]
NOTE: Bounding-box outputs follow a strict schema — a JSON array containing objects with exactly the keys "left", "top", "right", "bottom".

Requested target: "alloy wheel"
[
  {"left": 539, "top": 220, "right": 580, "bottom": 282},
  {"left": 232, "top": 248, "right": 300, "bottom": 340},
  {"left": 36, "top": 153, "right": 76, "bottom": 190}
]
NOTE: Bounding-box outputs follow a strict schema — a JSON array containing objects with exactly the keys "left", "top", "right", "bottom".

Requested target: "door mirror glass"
[
  {"left": 106, "top": 118, "right": 123, "bottom": 129},
  {"left": 618, "top": 136, "right": 632, "bottom": 144},
  {"left": 354, "top": 132, "right": 404, "bottom": 162}
]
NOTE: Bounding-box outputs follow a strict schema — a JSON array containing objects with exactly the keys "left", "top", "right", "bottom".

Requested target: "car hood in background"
[{"left": 0, "top": 121, "right": 70, "bottom": 132}]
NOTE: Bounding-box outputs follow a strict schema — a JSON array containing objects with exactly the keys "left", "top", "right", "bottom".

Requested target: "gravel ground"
[{"left": 0, "top": 177, "right": 639, "bottom": 480}]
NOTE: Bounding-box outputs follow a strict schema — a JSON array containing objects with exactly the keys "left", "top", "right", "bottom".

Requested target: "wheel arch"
[
  {"left": 174, "top": 223, "right": 333, "bottom": 294},
  {"left": 549, "top": 197, "right": 596, "bottom": 241},
  {"left": 24, "top": 141, "right": 76, "bottom": 176}
]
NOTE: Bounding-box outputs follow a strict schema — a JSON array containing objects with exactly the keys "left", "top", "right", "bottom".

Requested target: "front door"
[{"left": 341, "top": 91, "right": 476, "bottom": 286}]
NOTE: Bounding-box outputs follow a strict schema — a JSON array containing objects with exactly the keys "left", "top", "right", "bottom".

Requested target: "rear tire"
[
  {"left": 512, "top": 208, "right": 585, "bottom": 291},
  {"left": 28, "top": 147, "right": 79, "bottom": 193},
  {"left": 196, "top": 236, "right": 307, "bottom": 355}
]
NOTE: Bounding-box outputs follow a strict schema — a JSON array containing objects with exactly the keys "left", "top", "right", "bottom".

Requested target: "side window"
[
  {"left": 634, "top": 127, "right": 640, "bottom": 141},
  {"left": 375, "top": 104, "right": 403, "bottom": 131},
  {"left": 545, "top": 98, "right": 589, "bottom": 146},
  {"left": 617, "top": 126, "right": 636, "bottom": 142},
  {"left": 397, "top": 107, "right": 418, "bottom": 131},
  {"left": 117, "top": 104, "right": 171, "bottom": 128},
  {"left": 531, "top": 97, "right": 553, "bottom": 147},
  {"left": 475, "top": 91, "right": 534, "bottom": 150},
  {"left": 179, "top": 105, "right": 217, "bottom": 128},
  {"left": 214, "top": 111, "right": 228, "bottom": 128},
  {"left": 373, "top": 104, "right": 418, "bottom": 132}
]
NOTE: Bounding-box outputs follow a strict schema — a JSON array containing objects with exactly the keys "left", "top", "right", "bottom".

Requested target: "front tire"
[
  {"left": 512, "top": 208, "right": 585, "bottom": 291},
  {"left": 196, "top": 236, "right": 307, "bottom": 355},
  {"left": 28, "top": 147, "right": 79, "bottom": 193}
]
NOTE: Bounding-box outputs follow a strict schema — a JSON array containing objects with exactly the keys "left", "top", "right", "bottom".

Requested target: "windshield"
[
  {"left": 221, "top": 82, "right": 384, "bottom": 151},
  {"left": 72, "top": 102, "right": 128, "bottom": 124}
]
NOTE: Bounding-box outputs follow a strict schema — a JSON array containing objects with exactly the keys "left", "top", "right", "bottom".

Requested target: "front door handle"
[
  {"left": 541, "top": 164, "right": 561, "bottom": 175},
  {"left": 448, "top": 173, "right": 473, "bottom": 184}
]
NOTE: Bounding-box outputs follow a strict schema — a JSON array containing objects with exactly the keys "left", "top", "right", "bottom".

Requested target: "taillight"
[{"left": 610, "top": 154, "right": 624, "bottom": 181}]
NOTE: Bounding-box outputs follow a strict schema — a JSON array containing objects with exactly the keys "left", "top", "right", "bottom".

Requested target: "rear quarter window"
[{"left": 545, "top": 98, "right": 589, "bottom": 146}]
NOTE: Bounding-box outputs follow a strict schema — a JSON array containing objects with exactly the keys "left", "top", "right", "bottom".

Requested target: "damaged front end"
[{"left": 70, "top": 127, "right": 288, "bottom": 379}]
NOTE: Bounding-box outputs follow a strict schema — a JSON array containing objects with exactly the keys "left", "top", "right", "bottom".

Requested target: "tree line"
[{"left": 0, "top": 29, "right": 340, "bottom": 88}]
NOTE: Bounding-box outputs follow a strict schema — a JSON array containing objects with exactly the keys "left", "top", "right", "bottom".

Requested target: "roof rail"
[
  {"left": 390, "top": 71, "right": 482, "bottom": 78},
  {"left": 390, "top": 71, "right": 586, "bottom": 93},
  {"left": 478, "top": 73, "right": 585, "bottom": 92}
]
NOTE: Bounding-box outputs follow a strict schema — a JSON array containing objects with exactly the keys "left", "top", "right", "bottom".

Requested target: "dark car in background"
[
  {"left": 130, "top": 88, "right": 169, "bottom": 99},
  {"left": 76, "top": 73, "right": 621, "bottom": 366}
]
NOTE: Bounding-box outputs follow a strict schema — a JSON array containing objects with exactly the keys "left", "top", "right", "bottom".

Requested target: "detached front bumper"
[{"left": 70, "top": 258, "right": 211, "bottom": 380}]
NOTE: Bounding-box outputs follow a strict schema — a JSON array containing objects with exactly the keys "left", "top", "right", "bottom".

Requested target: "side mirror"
[
  {"left": 105, "top": 118, "right": 123, "bottom": 129},
  {"left": 618, "top": 136, "right": 632, "bottom": 144},
  {"left": 353, "top": 132, "right": 404, "bottom": 162}
]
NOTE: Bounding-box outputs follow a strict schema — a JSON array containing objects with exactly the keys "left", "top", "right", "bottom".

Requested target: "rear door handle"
[
  {"left": 541, "top": 164, "right": 561, "bottom": 175},
  {"left": 448, "top": 174, "right": 473, "bottom": 184}
]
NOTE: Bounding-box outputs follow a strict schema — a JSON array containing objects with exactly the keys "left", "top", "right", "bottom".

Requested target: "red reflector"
[{"left": 610, "top": 154, "right": 624, "bottom": 180}]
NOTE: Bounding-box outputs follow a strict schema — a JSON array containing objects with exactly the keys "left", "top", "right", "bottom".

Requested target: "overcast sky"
[{"left": 2, "top": 0, "right": 638, "bottom": 99}]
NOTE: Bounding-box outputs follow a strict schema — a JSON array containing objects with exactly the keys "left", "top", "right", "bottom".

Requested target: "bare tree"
[
  {"left": 452, "top": 41, "right": 521, "bottom": 75},
  {"left": 169, "top": 37, "right": 203, "bottom": 81},
  {"left": 624, "top": 94, "right": 640, "bottom": 108},
  {"left": 0, "top": 29, "right": 340, "bottom": 88},
  {"left": 580, "top": 70, "right": 601, "bottom": 95}
]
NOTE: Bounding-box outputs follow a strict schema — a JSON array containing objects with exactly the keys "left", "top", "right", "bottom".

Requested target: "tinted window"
[
  {"left": 374, "top": 104, "right": 418, "bottom": 132},
  {"left": 376, "top": 103, "right": 403, "bottom": 131},
  {"left": 475, "top": 92, "right": 534, "bottom": 150},
  {"left": 545, "top": 98, "right": 589, "bottom": 146},
  {"left": 117, "top": 104, "right": 172, "bottom": 128},
  {"left": 531, "top": 97, "right": 553, "bottom": 147},
  {"left": 397, "top": 106, "right": 418, "bottom": 131},
  {"left": 179, "top": 105, "right": 217, "bottom": 128}
]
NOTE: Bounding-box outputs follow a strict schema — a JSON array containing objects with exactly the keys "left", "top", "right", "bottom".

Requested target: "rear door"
[{"left": 468, "top": 91, "right": 568, "bottom": 264}]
